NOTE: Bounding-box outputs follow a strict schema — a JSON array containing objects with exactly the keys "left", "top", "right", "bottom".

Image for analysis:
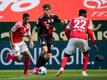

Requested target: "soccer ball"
[{"left": 38, "top": 66, "right": 47, "bottom": 75}]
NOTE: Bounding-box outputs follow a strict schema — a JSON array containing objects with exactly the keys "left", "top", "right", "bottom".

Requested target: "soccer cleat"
[
  {"left": 56, "top": 70, "right": 64, "bottom": 77},
  {"left": 82, "top": 71, "right": 88, "bottom": 77},
  {"left": 32, "top": 67, "right": 39, "bottom": 75},
  {"left": 24, "top": 70, "right": 29, "bottom": 76},
  {"left": 6, "top": 52, "right": 12, "bottom": 62}
]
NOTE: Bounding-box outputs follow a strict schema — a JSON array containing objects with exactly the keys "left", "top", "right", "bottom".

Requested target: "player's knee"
[
  {"left": 24, "top": 51, "right": 30, "bottom": 57},
  {"left": 47, "top": 53, "right": 52, "bottom": 59},
  {"left": 83, "top": 51, "right": 89, "bottom": 57},
  {"left": 42, "top": 48, "right": 48, "bottom": 54},
  {"left": 43, "top": 50, "right": 48, "bottom": 54},
  {"left": 83, "top": 51, "right": 88, "bottom": 54},
  {"left": 64, "top": 53, "right": 71, "bottom": 57},
  {"left": 16, "top": 55, "right": 22, "bottom": 62},
  {"left": 42, "top": 46, "right": 48, "bottom": 53},
  {"left": 44, "top": 53, "right": 51, "bottom": 59}
]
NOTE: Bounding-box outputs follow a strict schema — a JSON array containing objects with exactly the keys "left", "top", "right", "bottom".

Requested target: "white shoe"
[
  {"left": 56, "top": 70, "right": 64, "bottom": 77},
  {"left": 82, "top": 71, "right": 88, "bottom": 77},
  {"left": 56, "top": 68, "right": 64, "bottom": 77}
]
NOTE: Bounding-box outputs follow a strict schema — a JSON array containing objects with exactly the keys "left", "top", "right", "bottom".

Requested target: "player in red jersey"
[
  {"left": 56, "top": 9, "right": 98, "bottom": 77},
  {"left": 6, "top": 13, "right": 33, "bottom": 76}
]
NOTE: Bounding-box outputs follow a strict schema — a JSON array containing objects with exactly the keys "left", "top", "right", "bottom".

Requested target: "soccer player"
[
  {"left": 31, "top": 3, "right": 67, "bottom": 74},
  {"left": 6, "top": 13, "right": 33, "bottom": 76},
  {"left": 56, "top": 9, "right": 98, "bottom": 77}
]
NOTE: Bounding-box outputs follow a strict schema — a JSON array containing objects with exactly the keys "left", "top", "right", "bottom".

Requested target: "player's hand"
[
  {"left": 61, "top": 20, "right": 69, "bottom": 24},
  {"left": 11, "top": 43, "right": 16, "bottom": 50},
  {"left": 92, "top": 43, "right": 104, "bottom": 61},
  {"left": 92, "top": 43, "right": 99, "bottom": 52},
  {"left": 29, "top": 41, "right": 34, "bottom": 48}
]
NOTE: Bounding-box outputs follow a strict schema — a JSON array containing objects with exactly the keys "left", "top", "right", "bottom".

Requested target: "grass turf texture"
[{"left": 0, "top": 70, "right": 107, "bottom": 80}]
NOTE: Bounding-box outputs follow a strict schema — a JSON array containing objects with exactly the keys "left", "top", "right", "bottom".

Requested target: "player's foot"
[
  {"left": 24, "top": 70, "right": 29, "bottom": 76},
  {"left": 6, "top": 52, "right": 12, "bottom": 62},
  {"left": 56, "top": 70, "right": 64, "bottom": 77},
  {"left": 32, "top": 67, "right": 39, "bottom": 74},
  {"left": 82, "top": 71, "right": 88, "bottom": 77}
]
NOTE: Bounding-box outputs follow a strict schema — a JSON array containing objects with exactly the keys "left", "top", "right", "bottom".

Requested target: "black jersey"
[{"left": 35, "top": 14, "right": 61, "bottom": 39}]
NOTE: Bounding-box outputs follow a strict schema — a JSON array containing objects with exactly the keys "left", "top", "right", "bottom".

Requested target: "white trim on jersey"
[
  {"left": 88, "top": 19, "right": 94, "bottom": 30},
  {"left": 11, "top": 22, "right": 21, "bottom": 32},
  {"left": 66, "top": 22, "right": 71, "bottom": 30}
]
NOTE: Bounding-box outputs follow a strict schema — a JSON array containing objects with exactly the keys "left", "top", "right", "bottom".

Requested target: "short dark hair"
[
  {"left": 23, "top": 13, "right": 30, "bottom": 18},
  {"left": 79, "top": 9, "right": 87, "bottom": 16},
  {"left": 42, "top": 3, "right": 51, "bottom": 10}
]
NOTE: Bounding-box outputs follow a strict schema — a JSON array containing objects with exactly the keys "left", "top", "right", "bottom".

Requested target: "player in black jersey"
[{"left": 31, "top": 3, "right": 68, "bottom": 74}]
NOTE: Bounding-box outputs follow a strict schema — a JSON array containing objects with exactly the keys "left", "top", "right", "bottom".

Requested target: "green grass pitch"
[{"left": 0, "top": 70, "right": 107, "bottom": 80}]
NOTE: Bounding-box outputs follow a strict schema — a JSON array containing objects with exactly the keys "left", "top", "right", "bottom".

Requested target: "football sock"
[
  {"left": 60, "top": 54, "right": 69, "bottom": 69},
  {"left": 41, "top": 56, "right": 49, "bottom": 67},
  {"left": 83, "top": 51, "right": 89, "bottom": 71},
  {"left": 36, "top": 54, "right": 50, "bottom": 67},
  {"left": 24, "top": 56, "right": 30, "bottom": 72},
  {"left": 10, "top": 54, "right": 17, "bottom": 61},
  {"left": 36, "top": 54, "right": 45, "bottom": 68}
]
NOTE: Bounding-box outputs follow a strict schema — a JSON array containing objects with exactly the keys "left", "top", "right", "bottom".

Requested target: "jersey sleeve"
[
  {"left": 87, "top": 20, "right": 95, "bottom": 43},
  {"left": 54, "top": 15, "right": 61, "bottom": 22},
  {"left": 35, "top": 20, "right": 40, "bottom": 28},
  {"left": 88, "top": 19, "right": 94, "bottom": 30},
  {"left": 65, "top": 22, "right": 71, "bottom": 39},
  {"left": 27, "top": 24, "right": 31, "bottom": 36},
  {"left": 66, "top": 22, "right": 71, "bottom": 30},
  {"left": 11, "top": 22, "right": 20, "bottom": 32}
]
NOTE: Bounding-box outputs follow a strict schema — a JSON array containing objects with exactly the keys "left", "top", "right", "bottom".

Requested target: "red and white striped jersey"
[
  {"left": 66, "top": 16, "right": 93, "bottom": 40},
  {"left": 11, "top": 21, "right": 31, "bottom": 43}
]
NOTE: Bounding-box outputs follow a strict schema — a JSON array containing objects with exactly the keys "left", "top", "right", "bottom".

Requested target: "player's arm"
[
  {"left": 31, "top": 26, "right": 37, "bottom": 42},
  {"left": 27, "top": 24, "right": 31, "bottom": 40},
  {"left": 9, "top": 30, "right": 15, "bottom": 49},
  {"left": 29, "top": 25, "right": 38, "bottom": 48},
  {"left": 9, "top": 22, "right": 19, "bottom": 49},
  {"left": 64, "top": 22, "right": 71, "bottom": 40},
  {"left": 28, "top": 35, "right": 34, "bottom": 48},
  {"left": 87, "top": 20, "right": 99, "bottom": 51},
  {"left": 30, "top": 26, "right": 38, "bottom": 48},
  {"left": 54, "top": 15, "right": 69, "bottom": 24},
  {"left": 31, "top": 20, "right": 39, "bottom": 41}
]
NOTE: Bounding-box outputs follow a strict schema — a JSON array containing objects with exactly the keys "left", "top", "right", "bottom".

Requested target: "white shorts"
[
  {"left": 12, "top": 41, "right": 28, "bottom": 56},
  {"left": 64, "top": 38, "right": 88, "bottom": 55}
]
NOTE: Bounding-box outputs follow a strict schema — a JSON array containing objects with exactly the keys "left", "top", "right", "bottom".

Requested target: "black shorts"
[{"left": 39, "top": 38, "right": 53, "bottom": 53}]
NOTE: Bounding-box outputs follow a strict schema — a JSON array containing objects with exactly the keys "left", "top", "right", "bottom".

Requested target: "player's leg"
[
  {"left": 32, "top": 52, "right": 45, "bottom": 74},
  {"left": 56, "top": 38, "right": 76, "bottom": 76},
  {"left": 33, "top": 46, "right": 49, "bottom": 74},
  {"left": 82, "top": 51, "right": 89, "bottom": 76},
  {"left": 33, "top": 39, "right": 53, "bottom": 74},
  {"left": 20, "top": 42, "right": 30, "bottom": 76},
  {"left": 56, "top": 54, "right": 70, "bottom": 77},
  {"left": 40, "top": 40, "right": 53, "bottom": 67},
  {"left": 78, "top": 39, "right": 89, "bottom": 76},
  {"left": 33, "top": 39, "right": 49, "bottom": 74},
  {"left": 36, "top": 46, "right": 48, "bottom": 66},
  {"left": 6, "top": 44, "right": 22, "bottom": 62},
  {"left": 23, "top": 51, "right": 30, "bottom": 76}
]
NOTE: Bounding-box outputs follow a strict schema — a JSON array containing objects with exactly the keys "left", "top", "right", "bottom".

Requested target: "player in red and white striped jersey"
[
  {"left": 56, "top": 9, "right": 98, "bottom": 77},
  {"left": 6, "top": 13, "right": 34, "bottom": 76}
]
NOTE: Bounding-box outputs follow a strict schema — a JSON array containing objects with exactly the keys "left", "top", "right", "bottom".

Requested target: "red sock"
[
  {"left": 83, "top": 52, "right": 89, "bottom": 71},
  {"left": 24, "top": 57, "right": 30, "bottom": 71},
  {"left": 10, "top": 55, "right": 17, "bottom": 61},
  {"left": 60, "top": 54, "right": 69, "bottom": 69}
]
